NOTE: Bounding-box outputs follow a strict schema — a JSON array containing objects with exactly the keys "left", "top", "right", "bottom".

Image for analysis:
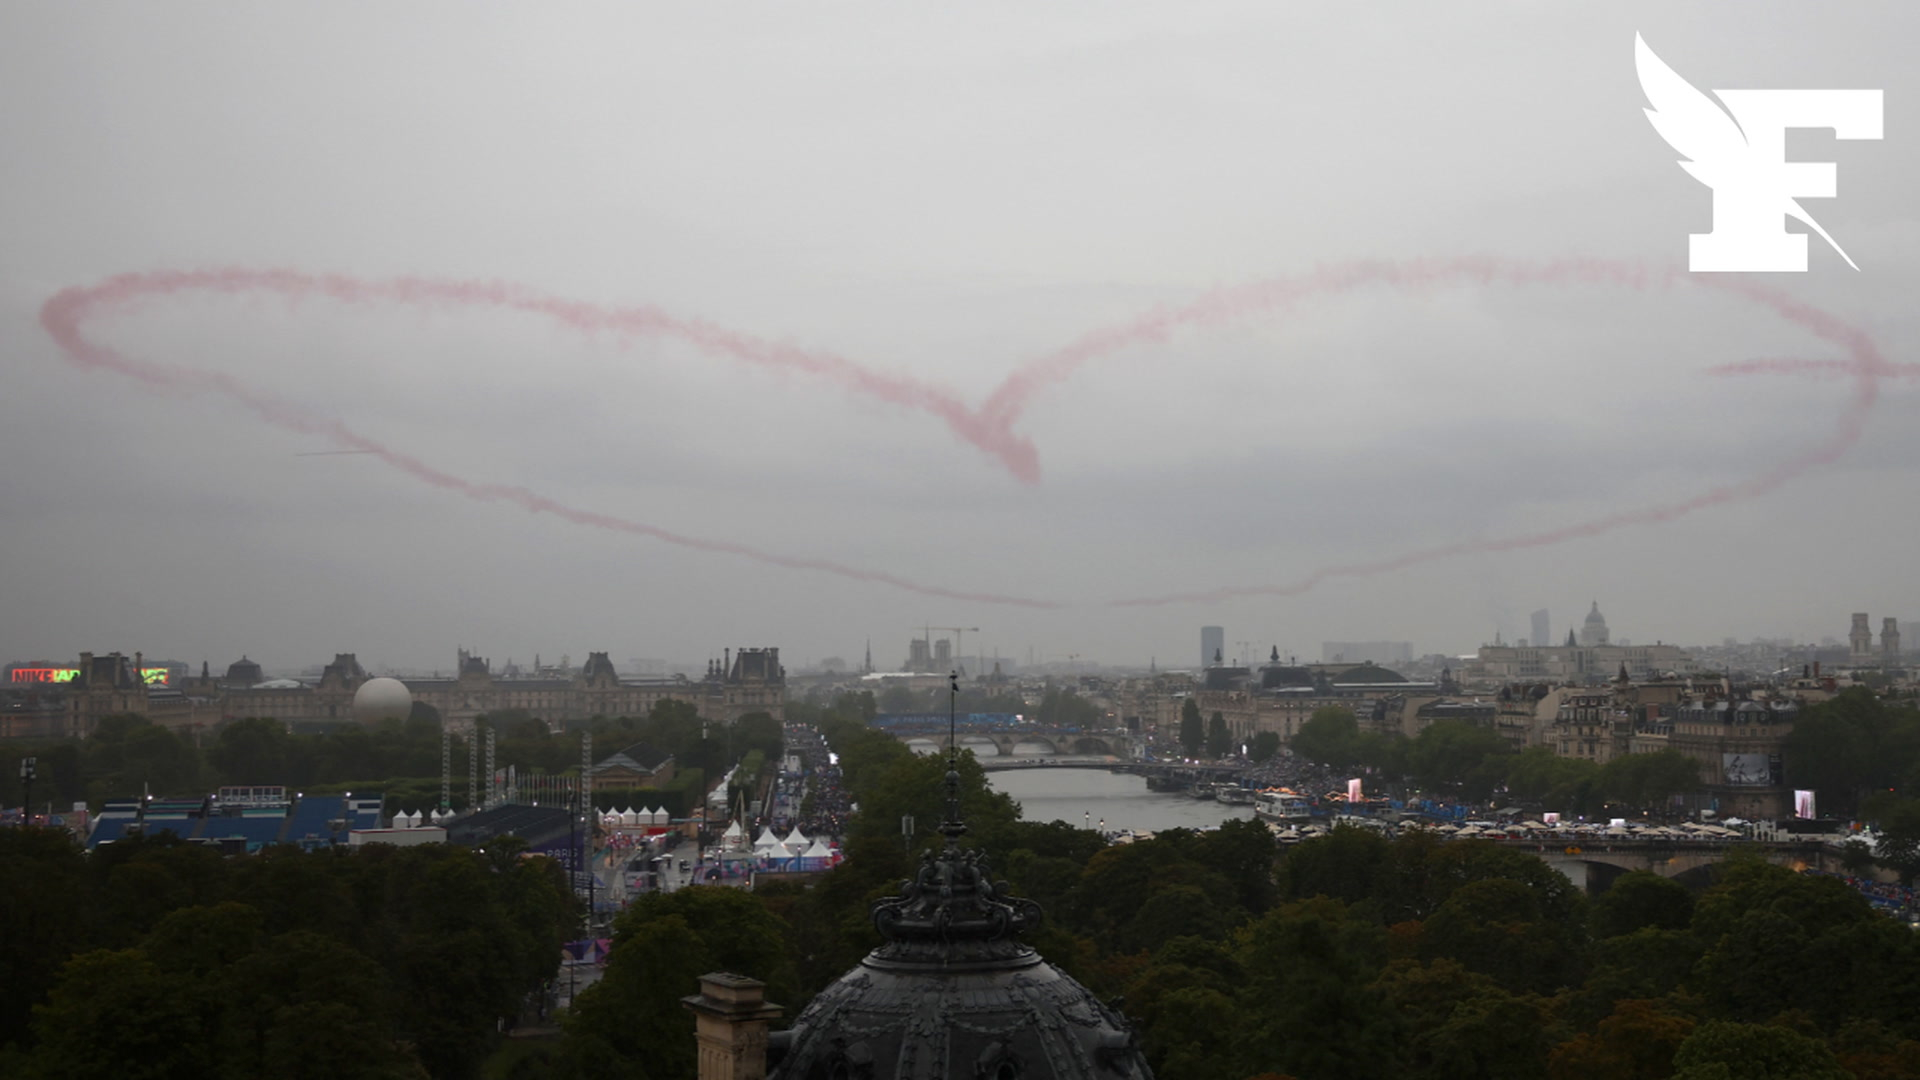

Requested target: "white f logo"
[{"left": 1636, "top": 34, "right": 1882, "bottom": 272}]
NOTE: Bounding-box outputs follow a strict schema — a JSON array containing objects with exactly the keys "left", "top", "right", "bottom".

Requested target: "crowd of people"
[
  {"left": 771, "top": 723, "right": 850, "bottom": 841},
  {"left": 1809, "top": 868, "right": 1919, "bottom": 915},
  {"left": 1237, "top": 749, "right": 1344, "bottom": 801}
]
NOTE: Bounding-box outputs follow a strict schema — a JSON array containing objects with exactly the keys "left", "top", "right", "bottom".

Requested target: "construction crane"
[{"left": 914, "top": 626, "right": 981, "bottom": 676}]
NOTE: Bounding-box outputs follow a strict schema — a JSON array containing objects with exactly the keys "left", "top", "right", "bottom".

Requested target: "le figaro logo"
[{"left": 1636, "top": 33, "right": 1881, "bottom": 272}]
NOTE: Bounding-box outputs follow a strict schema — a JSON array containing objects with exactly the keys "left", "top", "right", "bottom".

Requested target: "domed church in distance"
[{"left": 684, "top": 757, "right": 1153, "bottom": 1079}]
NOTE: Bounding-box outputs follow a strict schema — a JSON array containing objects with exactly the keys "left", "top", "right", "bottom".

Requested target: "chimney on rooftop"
[{"left": 683, "top": 972, "right": 782, "bottom": 1080}]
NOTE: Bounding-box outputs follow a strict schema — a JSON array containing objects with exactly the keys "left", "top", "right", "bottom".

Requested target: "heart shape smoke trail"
[{"left": 40, "top": 257, "right": 1887, "bottom": 609}]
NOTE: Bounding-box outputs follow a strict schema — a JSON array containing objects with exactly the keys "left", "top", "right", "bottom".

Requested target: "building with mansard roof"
[{"left": 218, "top": 646, "right": 786, "bottom": 728}]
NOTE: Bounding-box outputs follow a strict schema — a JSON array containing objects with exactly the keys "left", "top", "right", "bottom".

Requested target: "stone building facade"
[
  {"left": 46, "top": 651, "right": 223, "bottom": 740},
  {"left": 219, "top": 647, "right": 786, "bottom": 728},
  {"left": 1467, "top": 640, "right": 1695, "bottom": 683}
]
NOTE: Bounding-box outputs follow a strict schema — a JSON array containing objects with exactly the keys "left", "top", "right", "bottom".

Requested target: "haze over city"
[{"left": 4, "top": 3, "right": 1916, "bottom": 674}]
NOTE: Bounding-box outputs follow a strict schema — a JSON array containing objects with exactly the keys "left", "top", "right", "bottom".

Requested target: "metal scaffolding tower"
[{"left": 483, "top": 723, "right": 497, "bottom": 810}]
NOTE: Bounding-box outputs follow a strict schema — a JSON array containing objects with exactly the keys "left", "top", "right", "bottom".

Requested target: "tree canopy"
[{"left": 4, "top": 830, "right": 575, "bottom": 1078}]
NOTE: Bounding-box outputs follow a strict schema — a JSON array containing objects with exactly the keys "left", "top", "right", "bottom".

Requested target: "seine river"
[{"left": 986, "top": 765, "right": 1256, "bottom": 835}]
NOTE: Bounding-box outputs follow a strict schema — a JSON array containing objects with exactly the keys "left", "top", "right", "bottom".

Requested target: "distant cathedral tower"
[
  {"left": 1851, "top": 613, "right": 1874, "bottom": 662},
  {"left": 1884, "top": 618, "right": 1901, "bottom": 663},
  {"left": 1579, "top": 601, "right": 1610, "bottom": 647}
]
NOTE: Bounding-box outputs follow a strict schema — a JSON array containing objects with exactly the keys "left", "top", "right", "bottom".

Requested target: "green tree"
[
  {"left": 1249, "top": 731, "right": 1282, "bottom": 763},
  {"left": 1868, "top": 795, "right": 1920, "bottom": 885},
  {"left": 226, "top": 930, "right": 422, "bottom": 1080},
  {"left": 1784, "top": 688, "right": 1920, "bottom": 818},
  {"left": 878, "top": 683, "right": 920, "bottom": 714},
  {"left": 0, "top": 826, "right": 89, "bottom": 1051},
  {"left": 30, "top": 948, "right": 210, "bottom": 1080},
  {"left": 830, "top": 689, "right": 878, "bottom": 723},
  {"left": 1406, "top": 720, "right": 1510, "bottom": 800},
  {"left": 567, "top": 887, "right": 792, "bottom": 1080},
  {"left": 1599, "top": 750, "right": 1702, "bottom": 812},
  {"left": 1194, "top": 817, "right": 1280, "bottom": 916},
  {"left": 1548, "top": 998, "right": 1697, "bottom": 1080},
  {"left": 1669, "top": 1020, "right": 1850, "bottom": 1080},
  {"left": 1178, "top": 698, "right": 1204, "bottom": 757},
  {"left": 1233, "top": 897, "right": 1396, "bottom": 1077},
  {"left": 1279, "top": 822, "right": 1393, "bottom": 905},
  {"left": 1374, "top": 961, "right": 1551, "bottom": 1080},
  {"left": 1037, "top": 686, "right": 1101, "bottom": 728},
  {"left": 1506, "top": 746, "right": 1603, "bottom": 815},
  {"left": 849, "top": 747, "right": 1019, "bottom": 855},
  {"left": 1207, "top": 711, "right": 1231, "bottom": 759},
  {"left": 1418, "top": 877, "right": 1584, "bottom": 994},
  {"left": 372, "top": 847, "right": 551, "bottom": 1078},
  {"left": 208, "top": 718, "right": 290, "bottom": 785},
  {"left": 1590, "top": 871, "right": 1694, "bottom": 939},
  {"left": 1291, "top": 706, "right": 1364, "bottom": 770},
  {"left": 1125, "top": 884, "right": 1232, "bottom": 954}
]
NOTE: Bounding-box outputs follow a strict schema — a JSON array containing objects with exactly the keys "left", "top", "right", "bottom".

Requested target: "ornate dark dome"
[
  {"left": 769, "top": 771, "right": 1153, "bottom": 1079},
  {"left": 224, "top": 656, "right": 263, "bottom": 686}
]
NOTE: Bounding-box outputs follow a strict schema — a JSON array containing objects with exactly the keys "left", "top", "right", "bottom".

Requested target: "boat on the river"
[
  {"left": 1187, "top": 782, "right": 1216, "bottom": 799},
  {"left": 1253, "top": 788, "right": 1312, "bottom": 824},
  {"left": 1214, "top": 785, "right": 1255, "bottom": 805}
]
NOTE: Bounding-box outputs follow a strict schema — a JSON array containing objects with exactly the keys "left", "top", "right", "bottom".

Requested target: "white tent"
[
  {"left": 723, "top": 821, "right": 745, "bottom": 840},
  {"left": 783, "top": 826, "right": 808, "bottom": 849},
  {"left": 650, "top": 807, "right": 669, "bottom": 825},
  {"left": 802, "top": 839, "right": 833, "bottom": 859},
  {"left": 755, "top": 826, "right": 782, "bottom": 849}
]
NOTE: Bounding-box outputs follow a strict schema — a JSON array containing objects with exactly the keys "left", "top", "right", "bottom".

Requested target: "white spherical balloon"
[{"left": 352, "top": 677, "right": 413, "bottom": 724}]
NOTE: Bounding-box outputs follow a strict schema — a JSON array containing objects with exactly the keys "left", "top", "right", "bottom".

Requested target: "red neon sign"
[
  {"left": 8, "top": 667, "right": 170, "bottom": 685},
  {"left": 10, "top": 668, "right": 78, "bottom": 684}
]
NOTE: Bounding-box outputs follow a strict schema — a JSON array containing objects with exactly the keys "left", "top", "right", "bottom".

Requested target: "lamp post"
[{"left": 18, "top": 757, "right": 35, "bottom": 828}]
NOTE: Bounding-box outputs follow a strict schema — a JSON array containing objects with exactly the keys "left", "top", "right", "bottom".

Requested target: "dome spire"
[
  {"left": 866, "top": 667, "right": 1038, "bottom": 964},
  {"left": 942, "top": 669, "right": 966, "bottom": 844}
]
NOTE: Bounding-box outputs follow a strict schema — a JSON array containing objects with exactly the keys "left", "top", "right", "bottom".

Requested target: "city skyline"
[{"left": 7, "top": 603, "right": 1907, "bottom": 680}]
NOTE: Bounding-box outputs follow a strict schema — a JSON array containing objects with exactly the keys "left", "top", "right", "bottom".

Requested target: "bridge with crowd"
[{"left": 874, "top": 715, "right": 1138, "bottom": 764}]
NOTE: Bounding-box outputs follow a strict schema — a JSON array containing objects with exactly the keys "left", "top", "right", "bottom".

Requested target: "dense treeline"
[
  {"left": 0, "top": 828, "right": 577, "bottom": 1079},
  {"left": 16, "top": 686, "right": 1920, "bottom": 1079},
  {"left": 0, "top": 701, "right": 782, "bottom": 814},
  {"left": 1288, "top": 689, "right": 1920, "bottom": 885},
  {"left": 1289, "top": 705, "right": 1698, "bottom": 813},
  {"left": 1289, "top": 691, "right": 1920, "bottom": 827},
  {"left": 546, "top": 692, "right": 1920, "bottom": 1080}
]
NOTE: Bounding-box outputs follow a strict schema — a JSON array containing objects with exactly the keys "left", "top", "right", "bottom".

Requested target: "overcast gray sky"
[{"left": 3, "top": 2, "right": 1915, "bottom": 675}]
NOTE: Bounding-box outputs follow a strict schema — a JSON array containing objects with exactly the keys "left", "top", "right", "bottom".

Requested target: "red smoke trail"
[
  {"left": 980, "top": 257, "right": 1671, "bottom": 435},
  {"left": 1102, "top": 271, "right": 1886, "bottom": 607},
  {"left": 41, "top": 269, "right": 1041, "bottom": 482},
  {"left": 39, "top": 273, "right": 1058, "bottom": 609},
  {"left": 40, "top": 259, "right": 1890, "bottom": 609}
]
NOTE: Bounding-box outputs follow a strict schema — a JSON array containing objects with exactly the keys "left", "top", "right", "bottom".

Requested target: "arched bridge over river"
[
  {"left": 1497, "top": 838, "right": 1855, "bottom": 891},
  {"left": 890, "top": 726, "right": 1136, "bottom": 761}
]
